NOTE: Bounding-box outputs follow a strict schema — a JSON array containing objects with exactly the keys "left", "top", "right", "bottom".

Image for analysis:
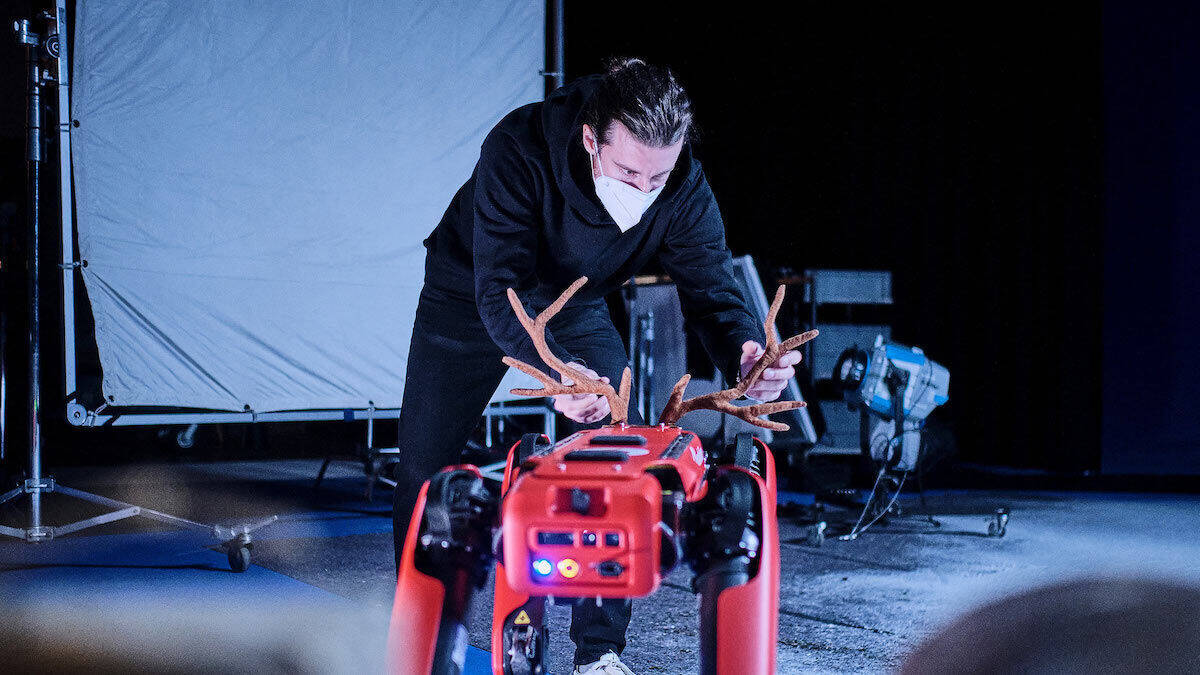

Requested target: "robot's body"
[
  {"left": 389, "top": 425, "right": 779, "bottom": 674},
  {"left": 389, "top": 277, "right": 814, "bottom": 674}
]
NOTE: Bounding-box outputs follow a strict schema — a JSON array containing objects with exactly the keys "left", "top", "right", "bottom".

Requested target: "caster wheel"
[
  {"left": 227, "top": 545, "right": 251, "bottom": 572},
  {"left": 175, "top": 429, "right": 194, "bottom": 449},
  {"left": 988, "top": 508, "right": 1010, "bottom": 538},
  {"left": 805, "top": 521, "right": 826, "bottom": 547}
]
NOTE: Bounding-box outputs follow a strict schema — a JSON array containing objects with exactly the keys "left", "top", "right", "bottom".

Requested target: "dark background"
[
  {"left": 1100, "top": 2, "right": 1200, "bottom": 474},
  {"left": 566, "top": 2, "right": 1197, "bottom": 478},
  {"left": 0, "top": 3, "right": 1195, "bottom": 482},
  {"left": 567, "top": 5, "right": 1107, "bottom": 472}
]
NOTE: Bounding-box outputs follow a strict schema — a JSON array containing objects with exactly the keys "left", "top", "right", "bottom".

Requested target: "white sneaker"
[{"left": 573, "top": 651, "right": 635, "bottom": 675}]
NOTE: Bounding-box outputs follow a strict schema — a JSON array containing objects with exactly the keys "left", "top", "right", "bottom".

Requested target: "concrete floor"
[{"left": 2, "top": 459, "right": 1199, "bottom": 673}]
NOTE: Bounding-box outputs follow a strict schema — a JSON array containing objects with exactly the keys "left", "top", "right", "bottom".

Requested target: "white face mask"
[{"left": 589, "top": 144, "right": 664, "bottom": 232}]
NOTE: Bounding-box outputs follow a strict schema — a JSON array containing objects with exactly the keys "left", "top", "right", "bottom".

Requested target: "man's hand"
[
  {"left": 739, "top": 340, "right": 801, "bottom": 402},
  {"left": 553, "top": 362, "right": 612, "bottom": 424}
]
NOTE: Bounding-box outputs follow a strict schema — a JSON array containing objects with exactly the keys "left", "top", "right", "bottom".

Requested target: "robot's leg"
[
  {"left": 491, "top": 432, "right": 552, "bottom": 675},
  {"left": 388, "top": 466, "right": 496, "bottom": 675},
  {"left": 492, "top": 566, "right": 548, "bottom": 675},
  {"left": 686, "top": 435, "right": 780, "bottom": 675}
]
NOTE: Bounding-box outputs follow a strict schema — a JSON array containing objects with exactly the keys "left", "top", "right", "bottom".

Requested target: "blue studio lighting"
[{"left": 532, "top": 558, "right": 553, "bottom": 576}]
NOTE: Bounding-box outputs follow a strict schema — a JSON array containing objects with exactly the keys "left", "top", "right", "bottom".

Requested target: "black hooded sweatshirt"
[{"left": 420, "top": 74, "right": 766, "bottom": 389}]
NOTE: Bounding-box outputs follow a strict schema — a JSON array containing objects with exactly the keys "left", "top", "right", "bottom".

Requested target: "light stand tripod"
[{"left": 0, "top": 8, "right": 275, "bottom": 572}]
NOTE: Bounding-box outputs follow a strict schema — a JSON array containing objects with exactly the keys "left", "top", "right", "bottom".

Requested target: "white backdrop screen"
[{"left": 71, "top": 1, "right": 543, "bottom": 412}]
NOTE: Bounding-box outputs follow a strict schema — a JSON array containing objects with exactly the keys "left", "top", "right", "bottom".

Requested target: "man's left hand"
[{"left": 739, "top": 340, "right": 801, "bottom": 402}]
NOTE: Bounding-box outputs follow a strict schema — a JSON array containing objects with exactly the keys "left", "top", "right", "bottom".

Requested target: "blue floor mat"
[{"left": 0, "top": 525, "right": 493, "bottom": 674}]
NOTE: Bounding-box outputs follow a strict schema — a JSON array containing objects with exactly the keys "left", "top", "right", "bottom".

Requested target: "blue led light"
[{"left": 533, "top": 558, "right": 553, "bottom": 576}]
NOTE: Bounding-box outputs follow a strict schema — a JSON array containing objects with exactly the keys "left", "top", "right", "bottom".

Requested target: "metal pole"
[
  {"left": 624, "top": 284, "right": 638, "bottom": 418},
  {"left": 1, "top": 309, "right": 6, "bottom": 462},
  {"left": 644, "top": 310, "right": 655, "bottom": 425},
  {"left": 1, "top": 215, "right": 7, "bottom": 462},
  {"left": 636, "top": 314, "right": 647, "bottom": 421},
  {"left": 21, "top": 19, "right": 44, "bottom": 535},
  {"left": 543, "top": 0, "right": 564, "bottom": 97},
  {"left": 52, "top": 0, "right": 76, "bottom": 404},
  {"left": 808, "top": 275, "right": 818, "bottom": 389}
]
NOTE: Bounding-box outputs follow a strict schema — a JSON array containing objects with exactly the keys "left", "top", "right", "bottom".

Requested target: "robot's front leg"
[
  {"left": 388, "top": 466, "right": 497, "bottom": 675},
  {"left": 685, "top": 437, "right": 781, "bottom": 675},
  {"left": 492, "top": 432, "right": 552, "bottom": 675},
  {"left": 492, "top": 585, "right": 548, "bottom": 675}
]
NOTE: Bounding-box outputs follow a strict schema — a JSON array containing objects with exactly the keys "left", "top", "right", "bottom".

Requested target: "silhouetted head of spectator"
[{"left": 901, "top": 576, "right": 1200, "bottom": 674}]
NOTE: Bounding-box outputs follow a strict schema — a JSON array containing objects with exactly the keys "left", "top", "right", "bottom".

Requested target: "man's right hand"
[{"left": 554, "top": 362, "right": 612, "bottom": 424}]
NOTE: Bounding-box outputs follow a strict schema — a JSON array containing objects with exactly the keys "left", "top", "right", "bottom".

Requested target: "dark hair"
[{"left": 581, "top": 57, "right": 694, "bottom": 148}]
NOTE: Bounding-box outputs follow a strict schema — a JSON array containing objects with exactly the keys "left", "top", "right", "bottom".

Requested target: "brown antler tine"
[
  {"left": 763, "top": 284, "right": 786, "bottom": 352},
  {"left": 659, "top": 374, "right": 691, "bottom": 425},
  {"left": 781, "top": 329, "right": 819, "bottom": 353},
  {"left": 733, "top": 414, "right": 789, "bottom": 432},
  {"left": 503, "top": 356, "right": 574, "bottom": 397},
  {"left": 502, "top": 356, "right": 559, "bottom": 387},
  {"left": 742, "top": 399, "right": 808, "bottom": 415},
  {"left": 539, "top": 276, "right": 589, "bottom": 325},
  {"left": 501, "top": 276, "right": 632, "bottom": 423},
  {"left": 615, "top": 367, "right": 632, "bottom": 423},
  {"left": 722, "top": 398, "right": 808, "bottom": 432}
]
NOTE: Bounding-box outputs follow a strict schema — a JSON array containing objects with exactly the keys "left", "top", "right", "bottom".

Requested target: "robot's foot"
[
  {"left": 492, "top": 594, "right": 549, "bottom": 675},
  {"left": 503, "top": 616, "right": 548, "bottom": 675}
]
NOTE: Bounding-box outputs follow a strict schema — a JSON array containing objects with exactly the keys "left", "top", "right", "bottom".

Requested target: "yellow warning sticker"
[{"left": 514, "top": 610, "right": 530, "bottom": 625}]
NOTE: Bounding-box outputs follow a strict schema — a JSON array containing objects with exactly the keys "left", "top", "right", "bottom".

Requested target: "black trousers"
[{"left": 392, "top": 280, "right": 644, "bottom": 666}]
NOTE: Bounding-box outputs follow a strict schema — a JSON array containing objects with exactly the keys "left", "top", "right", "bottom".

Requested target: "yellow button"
[{"left": 557, "top": 558, "right": 580, "bottom": 579}]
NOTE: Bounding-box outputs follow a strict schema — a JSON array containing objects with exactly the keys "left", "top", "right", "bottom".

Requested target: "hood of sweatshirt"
[{"left": 541, "top": 74, "right": 701, "bottom": 227}]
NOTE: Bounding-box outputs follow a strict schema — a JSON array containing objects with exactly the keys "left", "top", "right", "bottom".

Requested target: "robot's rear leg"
[
  {"left": 687, "top": 441, "right": 780, "bottom": 675},
  {"left": 388, "top": 467, "right": 496, "bottom": 675}
]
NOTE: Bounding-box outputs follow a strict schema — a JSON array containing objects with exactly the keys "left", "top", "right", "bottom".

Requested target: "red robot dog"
[{"left": 388, "top": 277, "right": 817, "bottom": 675}]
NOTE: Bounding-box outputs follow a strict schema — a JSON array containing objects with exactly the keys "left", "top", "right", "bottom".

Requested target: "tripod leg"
[
  {"left": 387, "top": 466, "right": 495, "bottom": 675},
  {"left": 686, "top": 459, "right": 779, "bottom": 675}
]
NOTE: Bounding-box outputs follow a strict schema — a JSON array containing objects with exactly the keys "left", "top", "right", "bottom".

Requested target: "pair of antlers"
[{"left": 502, "top": 276, "right": 818, "bottom": 431}]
